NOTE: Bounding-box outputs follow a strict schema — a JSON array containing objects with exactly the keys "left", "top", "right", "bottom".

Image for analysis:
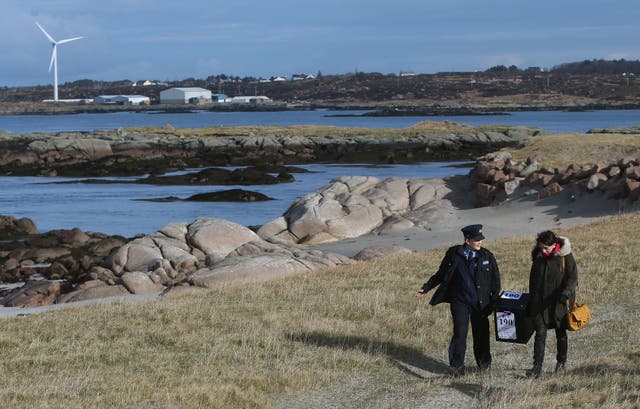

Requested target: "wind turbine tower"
[{"left": 35, "top": 22, "right": 83, "bottom": 102}]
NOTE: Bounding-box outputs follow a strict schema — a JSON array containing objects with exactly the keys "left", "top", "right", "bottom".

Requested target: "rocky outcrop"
[
  {"left": 104, "top": 217, "right": 352, "bottom": 285},
  {"left": 0, "top": 123, "right": 540, "bottom": 177},
  {"left": 0, "top": 223, "right": 128, "bottom": 285},
  {"left": 587, "top": 126, "right": 640, "bottom": 134},
  {"left": 0, "top": 215, "right": 38, "bottom": 240},
  {"left": 257, "top": 176, "right": 455, "bottom": 245},
  {"left": 1, "top": 280, "right": 61, "bottom": 307},
  {"left": 470, "top": 152, "right": 640, "bottom": 205}
]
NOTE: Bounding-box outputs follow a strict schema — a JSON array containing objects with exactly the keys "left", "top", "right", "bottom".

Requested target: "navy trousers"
[{"left": 449, "top": 302, "right": 492, "bottom": 369}]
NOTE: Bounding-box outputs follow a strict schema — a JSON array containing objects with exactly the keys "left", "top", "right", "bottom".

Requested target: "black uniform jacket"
[{"left": 421, "top": 245, "right": 501, "bottom": 311}]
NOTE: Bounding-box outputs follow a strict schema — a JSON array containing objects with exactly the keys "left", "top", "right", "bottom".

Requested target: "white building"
[
  {"left": 94, "top": 95, "right": 150, "bottom": 105},
  {"left": 292, "top": 73, "right": 315, "bottom": 81},
  {"left": 159, "top": 87, "right": 212, "bottom": 104},
  {"left": 228, "top": 96, "right": 271, "bottom": 104}
]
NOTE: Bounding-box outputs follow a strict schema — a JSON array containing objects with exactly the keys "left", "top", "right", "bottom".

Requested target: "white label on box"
[
  {"left": 496, "top": 311, "right": 517, "bottom": 340},
  {"left": 501, "top": 291, "right": 522, "bottom": 300}
]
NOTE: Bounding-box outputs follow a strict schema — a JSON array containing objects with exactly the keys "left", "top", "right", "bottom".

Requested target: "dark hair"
[{"left": 536, "top": 230, "right": 560, "bottom": 246}]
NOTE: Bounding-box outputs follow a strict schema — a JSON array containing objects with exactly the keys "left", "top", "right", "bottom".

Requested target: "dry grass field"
[
  {"left": 125, "top": 121, "right": 515, "bottom": 139},
  {"left": 504, "top": 132, "right": 640, "bottom": 168},
  {"left": 0, "top": 214, "right": 638, "bottom": 408}
]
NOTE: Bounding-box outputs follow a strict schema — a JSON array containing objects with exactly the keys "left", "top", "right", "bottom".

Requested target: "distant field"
[{"left": 0, "top": 214, "right": 638, "bottom": 408}]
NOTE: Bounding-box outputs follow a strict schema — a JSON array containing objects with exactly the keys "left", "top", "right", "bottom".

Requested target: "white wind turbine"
[{"left": 36, "top": 22, "right": 83, "bottom": 101}]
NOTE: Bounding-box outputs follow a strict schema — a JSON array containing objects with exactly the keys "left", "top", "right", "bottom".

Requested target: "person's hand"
[{"left": 416, "top": 288, "right": 427, "bottom": 298}]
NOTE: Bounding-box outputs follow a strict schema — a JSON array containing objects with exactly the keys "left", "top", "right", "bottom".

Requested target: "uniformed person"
[{"left": 416, "top": 224, "right": 501, "bottom": 375}]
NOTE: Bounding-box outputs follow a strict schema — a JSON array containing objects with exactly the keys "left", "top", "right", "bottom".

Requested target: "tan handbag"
[
  {"left": 566, "top": 300, "right": 591, "bottom": 331},
  {"left": 561, "top": 256, "right": 592, "bottom": 331}
]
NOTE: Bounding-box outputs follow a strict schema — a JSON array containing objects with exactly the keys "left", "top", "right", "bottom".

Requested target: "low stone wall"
[{"left": 471, "top": 152, "right": 640, "bottom": 206}]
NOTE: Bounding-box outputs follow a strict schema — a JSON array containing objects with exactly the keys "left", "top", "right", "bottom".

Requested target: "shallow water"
[{"left": 0, "top": 162, "right": 469, "bottom": 237}]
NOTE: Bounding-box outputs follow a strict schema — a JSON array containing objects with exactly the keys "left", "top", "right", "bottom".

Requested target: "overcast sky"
[{"left": 2, "top": 0, "right": 639, "bottom": 86}]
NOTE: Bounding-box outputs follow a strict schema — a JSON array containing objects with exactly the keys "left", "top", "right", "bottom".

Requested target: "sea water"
[{"left": 1, "top": 109, "right": 638, "bottom": 236}]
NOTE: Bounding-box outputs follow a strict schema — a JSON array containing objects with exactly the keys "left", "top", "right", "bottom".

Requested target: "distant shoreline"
[{"left": 2, "top": 100, "right": 640, "bottom": 117}]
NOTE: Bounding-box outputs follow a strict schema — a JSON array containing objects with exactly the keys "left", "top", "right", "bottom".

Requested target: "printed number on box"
[
  {"left": 497, "top": 311, "right": 516, "bottom": 340},
  {"left": 501, "top": 291, "right": 522, "bottom": 300}
]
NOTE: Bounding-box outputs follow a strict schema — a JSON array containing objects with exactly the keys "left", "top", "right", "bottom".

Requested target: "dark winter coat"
[
  {"left": 421, "top": 245, "right": 501, "bottom": 313},
  {"left": 528, "top": 237, "right": 578, "bottom": 328}
]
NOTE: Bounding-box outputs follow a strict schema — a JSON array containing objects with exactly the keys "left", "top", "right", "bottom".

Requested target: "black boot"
[
  {"left": 527, "top": 362, "right": 542, "bottom": 378},
  {"left": 555, "top": 362, "right": 565, "bottom": 373}
]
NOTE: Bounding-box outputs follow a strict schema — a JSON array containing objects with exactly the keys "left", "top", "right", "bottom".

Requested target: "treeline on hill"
[
  {"left": 1, "top": 59, "right": 640, "bottom": 103},
  {"left": 552, "top": 59, "right": 640, "bottom": 75}
]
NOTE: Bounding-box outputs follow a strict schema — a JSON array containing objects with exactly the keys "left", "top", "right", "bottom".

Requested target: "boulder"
[
  {"left": 120, "top": 271, "right": 164, "bottom": 294},
  {"left": 256, "top": 216, "right": 289, "bottom": 240},
  {"left": 538, "top": 182, "right": 563, "bottom": 199},
  {"left": 107, "top": 240, "right": 164, "bottom": 275},
  {"left": 57, "top": 284, "right": 131, "bottom": 304},
  {"left": 626, "top": 179, "right": 640, "bottom": 201},
  {"left": 158, "top": 222, "right": 188, "bottom": 241},
  {"left": 475, "top": 183, "right": 497, "bottom": 207},
  {"left": 504, "top": 178, "right": 524, "bottom": 196},
  {"left": 186, "top": 217, "right": 260, "bottom": 260},
  {"left": 587, "top": 173, "right": 608, "bottom": 191},
  {"left": 89, "top": 237, "right": 128, "bottom": 257},
  {"left": 54, "top": 228, "right": 91, "bottom": 246},
  {"left": 189, "top": 254, "right": 312, "bottom": 288},
  {"left": 0, "top": 215, "right": 38, "bottom": 239},
  {"left": 1, "top": 280, "right": 61, "bottom": 307}
]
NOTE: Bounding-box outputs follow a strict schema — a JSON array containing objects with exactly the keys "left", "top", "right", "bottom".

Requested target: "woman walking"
[{"left": 527, "top": 230, "right": 578, "bottom": 378}]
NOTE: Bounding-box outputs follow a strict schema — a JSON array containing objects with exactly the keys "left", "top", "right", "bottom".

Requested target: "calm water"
[
  {"left": 0, "top": 163, "right": 469, "bottom": 237},
  {"left": 0, "top": 109, "right": 638, "bottom": 134},
  {"left": 1, "top": 109, "right": 639, "bottom": 236}
]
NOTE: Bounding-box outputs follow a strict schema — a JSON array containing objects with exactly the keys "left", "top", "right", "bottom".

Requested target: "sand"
[{"left": 313, "top": 189, "right": 636, "bottom": 257}]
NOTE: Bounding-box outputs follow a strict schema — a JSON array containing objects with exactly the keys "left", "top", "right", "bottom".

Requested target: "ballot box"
[{"left": 494, "top": 291, "right": 534, "bottom": 344}]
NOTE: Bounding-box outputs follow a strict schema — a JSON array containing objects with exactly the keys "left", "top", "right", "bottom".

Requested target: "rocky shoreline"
[
  {"left": 3, "top": 151, "right": 640, "bottom": 309},
  {"left": 0, "top": 123, "right": 540, "bottom": 177},
  {"left": 2, "top": 125, "right": 640, "bottom": 311}
]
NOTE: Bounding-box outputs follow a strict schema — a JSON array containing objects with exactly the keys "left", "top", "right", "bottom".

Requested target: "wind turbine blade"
[
  {"left": 49, "top": 46, "right": 57, "bottom": 72},
  {"left": 36, "top": 22, "right": 56, "bottom": 43},
  {"left": 57, "top": 36, "right": 83, "bottom": 45}
]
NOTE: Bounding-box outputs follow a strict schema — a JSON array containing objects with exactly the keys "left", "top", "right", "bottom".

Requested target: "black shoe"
[
  {"left": 478, "top": 363, "right": 492, "bottom": 372},
  {"left": 449, "top": 366, "right": 465, "bottom": 377},
  {"left": 555, "top": 362, "right": 565, "bottom": 373},
  {"left": 527, "top": 364, "right": 542, "bottom": 378}
]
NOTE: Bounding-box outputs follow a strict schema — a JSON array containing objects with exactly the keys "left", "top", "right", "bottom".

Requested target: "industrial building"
[
  {"left": 229, "top": 96, "right": 271, "bottom": 104},
  {"left": 93, "top": 95, "right": 150, "bottom": 105},
  {"left": 159, "top": 87, "right": 212, "bottom": 104}
]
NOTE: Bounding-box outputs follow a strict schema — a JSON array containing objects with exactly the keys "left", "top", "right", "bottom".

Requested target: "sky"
[{"left": 2, "top": 0, "right": 640, "bottom": 86}]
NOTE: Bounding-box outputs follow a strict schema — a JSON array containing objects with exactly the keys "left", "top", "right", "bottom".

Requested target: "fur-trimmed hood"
[
  {"left": 531, "top": 236, "right": 572, "bottom": 260},
  {"left": 557, "top": 236, "right": 572, "bottom": 257}
]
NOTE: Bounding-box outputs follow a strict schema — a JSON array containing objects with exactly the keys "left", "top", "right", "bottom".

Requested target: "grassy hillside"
[
  {"left": 504, "top": 132, "right": 640, "bottom": 168},
  {"left": 0, "top": 214, "right": 638, "bottom": 408}
]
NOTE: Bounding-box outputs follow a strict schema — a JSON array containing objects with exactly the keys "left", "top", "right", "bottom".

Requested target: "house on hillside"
[
  {"left": 160, "top": 87, "right": 212, "bottom": 104},
  {"left": 133, "top": 80, "right": 158, "bottom": 87},
  {"left": 271, "top": 76, "right": 288, "bottom": 82},
  {"left": 94, "top": 95, "right": 150, "bottom": 105}
]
